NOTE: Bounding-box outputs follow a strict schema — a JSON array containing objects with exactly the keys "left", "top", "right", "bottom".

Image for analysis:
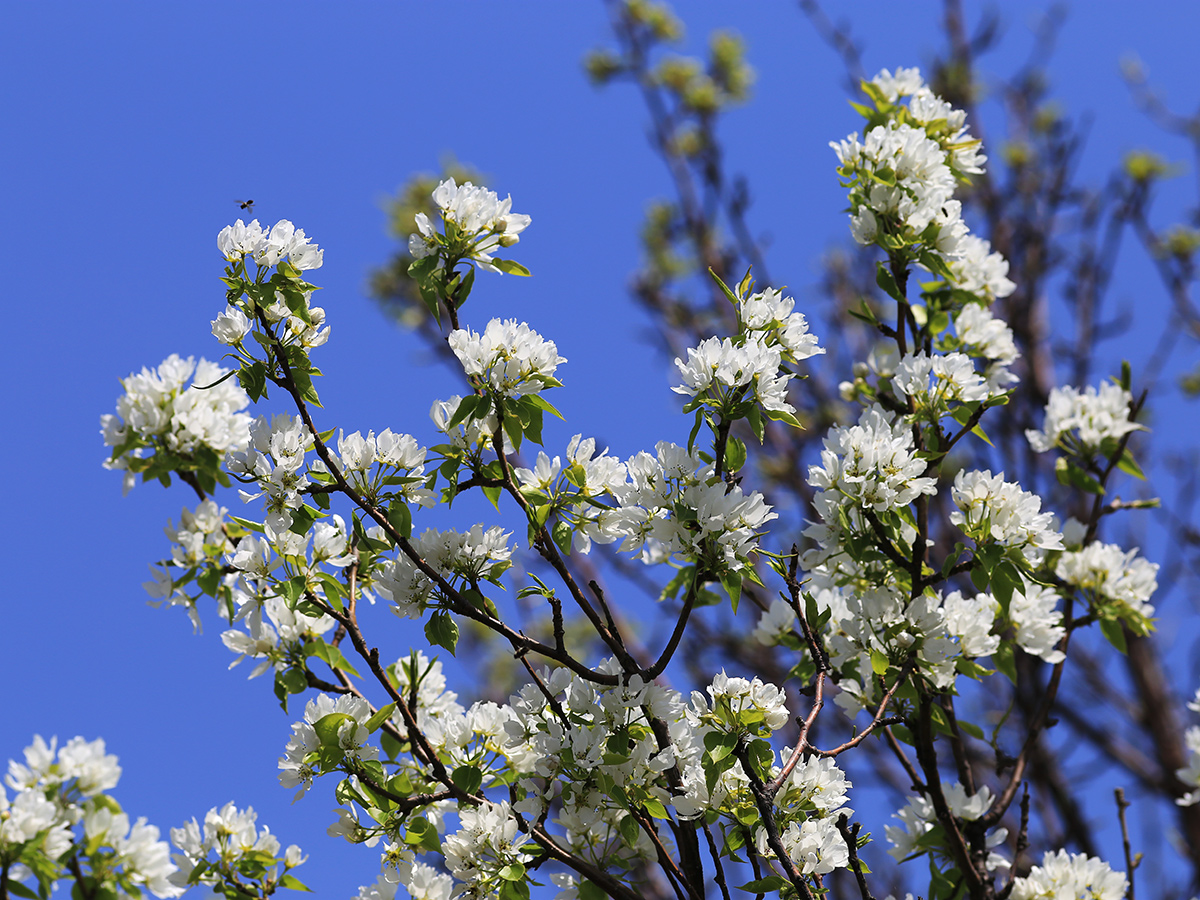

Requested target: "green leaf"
[
  {"left": 1100, "top": 618, "right": 1128, "bottom": 654},
  {"left": 736, "top": 876, "right": 789, "bottom": 894},
  {"left": 453, "top": 264, "right": 476, "bottom": 308},
  {"left": 959, "top": 719, "right": 985, "bottom": 740},
  {"left": 870, "top": 648, "right": 890, "bottom": 676},
  {"left": 364, "top": 703, "right": 396, "bottom": 733},
  {"left": 387, "top": 500, "right": 413, "bottom": 540},
  {"left": 876, "top": 262, "right": 904, "bottom": 301},
  {"left": 1116, "top": 447, "right": 1146, "bottom": 480},
  {"left": 1056, "top": 457, "right": 1105, "bottom": 494},
  {"left": 992, "top": 641, "right": 1016, "bottom": 684},
  {"left": 491, "top": 259, "right": 531, "bottom": 276},
  {"left": 304, "top": 641, "right": 361, "bottom": 678},
  {"left": 577, "top": 883, "right": 608, "bottom": 900},
  {"left": 498, "top": 863, "right": 527, "bottom": 882},
  {"left": 238, "top": 361, "right": 268, "bottom": 402},
  {"left": 642, "top": 798, "right": 669, "bottom": 819},
  {"left": 288, "top": 504, "right": 321, "bottom": 537},
  {"left": 707, "top": 267, "right": 741, "bottom": 307},
  {"left": 425, "top": 611, "right": 459, "bottom": 655},
  {"left": 551, "top": 521, "right": 573, "bottom": 556},
  {"left": 618, "top": 813, "right": 640, "bottom": 846},
  {"left": 8, "top": 881, "right": 40, "bottom": 900},
  {"left": 230, "top": 515, "right": 265, "bottom": 534},
  {"left": 447, "top": 394, "right": 480, "bottom": 429},
  {"left": 451, "top": 764, "right": 484, "bottom": 795},
  {"left": 312, "top": 712, "right": 355, "bottom": 748},
  {"left": 279, "top": 874, "right": 313, "bottom": 892},
  {"left": 721, "top": 570, "right": 742, "bottom": 613},
  {"left": 526, "top": 393, "right": 564, "bottom": 419}
]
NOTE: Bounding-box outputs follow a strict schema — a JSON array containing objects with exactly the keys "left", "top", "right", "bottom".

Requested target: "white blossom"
[
  {"left": 449, "top": 318, "right": 566, "bottom": 398},
  {"left": 1011, "top": 850, "right": 1127, "bottom": 900},
  {"left": 1026, "top": 382, "right": 1143, "bottom": 455}
]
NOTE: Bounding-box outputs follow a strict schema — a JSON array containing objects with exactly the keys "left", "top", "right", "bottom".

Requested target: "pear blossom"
[
  {"left": 1026, "top": 382, "right": 1143, "bottom": 455},
  {"left": 1011, "top": 850, "right": 1127, "bottom": 900},
  {"left": 409, "top": 178, "right": 531, "bottom": 272},
  {"left": 1056, "top": 541, "right": 1158, "bottom": 625},
  {"left": 448, "top": 318, "right": 566, "bottom": 398},
  {"left": 951, "top": 470, "right": 1064, "bottom": 559}
]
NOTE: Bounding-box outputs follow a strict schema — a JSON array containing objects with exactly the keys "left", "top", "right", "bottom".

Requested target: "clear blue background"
[{"left": 4, "top": 2, "right": 1200, "bottom": 896}]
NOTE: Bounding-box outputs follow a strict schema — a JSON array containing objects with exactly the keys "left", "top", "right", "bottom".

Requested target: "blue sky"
[{"left": 4, "top": 2, "right": 1200, "bottom": 896}]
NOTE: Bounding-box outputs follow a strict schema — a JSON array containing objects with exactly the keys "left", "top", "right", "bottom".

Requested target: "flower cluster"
[
  {"left": 228, "top": 413, "right": 315, "bottom": 537},
  {"left": 1056, "top": 541, "right": 1158, "bottom": 629},
  {"left": 1008, "top": 583, "right": 1067, "bottom": 664},
  {"left": 1010, "top": 850, "right": 1127, "bottom": 900},
  {"left": 449, "top": 318, "right": 566, "bottom": 399},
  {"left": 376, "top": 525, "right": 514, "bottom": 619},
  {"left": 332, "top": 427, "right": 436, "bottom": 507},
  {"left": 886, "top": 782, "right": 1008, "bottom": 872},
  {"left": 673, "top": 335, "right": 797, "bottom": 415},
  {"left": 950, "top": 470, "right": 1064, "bottom": 562},
  {"left": 673, "top": 280, "right": 826, "bottom": 421},
  {"left": 101, "top": 354, "right": 252, "bottom": 493},
  {"left": 142, "top": 498, "right": 235, "bottom": 630},
  {"left": 279, "top": 694, "right": 379, "bottom": 801},
  {"left": 170, "top": 802, "right": 306, "bottom": 894},
  {"left": 217, "top": 218, "right": 324, "bottom": 271},
  {"left": 409, "top": 178, "right": 531, "bottom": 273},
  {"left": 1026, "top": 381, "right": 1143, "bottom": 456},
  {"left": 2, "top": 736, "right": 179, "bottom": 898}
]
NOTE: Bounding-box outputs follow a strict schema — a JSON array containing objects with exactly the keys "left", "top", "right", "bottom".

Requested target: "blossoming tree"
[{"left": 6, "top": 5, "right": 1200, "bottom": 900}]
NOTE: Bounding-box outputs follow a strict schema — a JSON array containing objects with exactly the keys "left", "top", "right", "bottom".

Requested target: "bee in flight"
[{"left": 236, "top": 199, "right": 255, "bottom": 215}]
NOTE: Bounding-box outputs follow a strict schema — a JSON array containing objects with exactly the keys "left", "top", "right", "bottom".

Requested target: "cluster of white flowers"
[
  {"left": 504, "top": 664, "right": 670, "bottom": 865},
  {"left": 1056, "top": 541, "right": 1158, "bottom": 624},
  {"left": 810, "top": 406, "right": 937, "bottom": 514},
  {"left": 376, "top": 525, "right": 514, "bottom": 619},
  {"left": 1011, "top": 850, "right": 1128, "bottom": 900},
  {"left": 515, "top": 433, "right": 625, "bottom": 499},
  {"left": 218, "top": 218, "right": 324, "bottom": 271},
  {"left": 893, "top": 350, "right": 991, "bottom": 409},
  {"left": 229, "top": 295, "right": 328, "bottom": 351},
  {"left": 101, "top": 354, "right": 252, "bottom": 492},
  {"left": 430, "top": 394, "right": 508, "bottom": 456},
  {"left": 953, "top": 301, "right": 1019, "bottom": 392},
  {"left": 673, "top": 335, "right": 797, "bottom": 414},
  {"left": 170, "top": 802, "right": 305, "bottom": 892},
  {"left": 279, "top": 694, "right": 378, "bottom": 801},
  {"left": 140, "top": 499, "right": 235, "bottom": 629},
  {"left": 802, "top": 405, "right": 936, "bottom": 578},
  {"left": 602, "top": 442, "right": 777, "bottom": 570},
  {"left": 828, "top": 586, "right": 960, "bottom": 703},
  {"left": 941, "top": 590, "right": 1001, "bottom": 659},
  {"left": 2, "top": 736, "right": 180, "bottom": 898},
  {"left": 950, "top": 470, "right": 1064, "bottom": 561},
  {"left": 832, "top": 120, "right": 962, "bottom": 249},
  {"left": 1008, "top": 583, "right": 1067, "bottom": 664},
  {"left": 950, "top": 236, "right": 1016, "bottom": 302},
  {"left": 886, "top": 782, "right": 1008, "bottom": 871},
  {"left": 442, "top": 800, "right": 533, "bottom": 896},
  {"left": 738, "top": 287, "right": 826, "bottom": 362},
  {"left": 869, "top": 66, "right": 986, "bottom": 175},
  {"left": 692, "top": 670, "right": 791, "bottom": 733},
  {"left": 673, "top": 284, "right": 826, "bottom": 419},
  {"left": 409, "top": 178, "right": 531, "bottom": 272},
  {"left": 1026, "top": 382, "right": 1143, "bottom": 455},
  {"left": 331, "top": 428, "right": 436, "bottom": 507},
  {"left": 227, "top": 413, "right": 315, "bottom": 538},
  {"left": 221, "top": 573, "right": 337, "bottom": 679},
  {"left": 448, "top": 318, "right": 566, "bottom": 399}
]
